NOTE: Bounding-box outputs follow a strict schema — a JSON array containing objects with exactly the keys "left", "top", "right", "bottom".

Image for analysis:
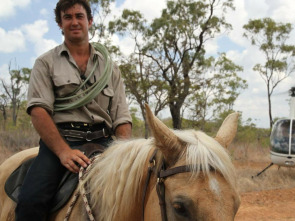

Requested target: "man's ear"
[{"left": 88, "top": 18, "right": 93, "bottom": 27}]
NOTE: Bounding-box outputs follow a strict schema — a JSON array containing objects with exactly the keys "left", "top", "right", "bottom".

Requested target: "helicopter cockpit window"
[{"left": 270, "top": 119, "right": 295, "bottom": 154}]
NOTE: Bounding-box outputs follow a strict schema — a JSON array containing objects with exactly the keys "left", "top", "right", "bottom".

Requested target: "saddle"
[{"left": 4, "top": 143, "right": 105, "bottom": 213}]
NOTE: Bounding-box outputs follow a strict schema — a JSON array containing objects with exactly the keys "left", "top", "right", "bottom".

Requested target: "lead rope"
[{"left": 64, "top": 155, "right": 100, "bottom": 221}]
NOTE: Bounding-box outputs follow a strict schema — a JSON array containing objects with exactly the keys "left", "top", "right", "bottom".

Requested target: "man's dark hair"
[{"left": 54, "top": 0, "right": 93, "bottom": 24}]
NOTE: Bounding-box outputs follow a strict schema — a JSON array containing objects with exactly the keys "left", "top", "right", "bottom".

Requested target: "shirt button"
[{"left": 67, "top": 80, "right": 70, "bottom": 83}]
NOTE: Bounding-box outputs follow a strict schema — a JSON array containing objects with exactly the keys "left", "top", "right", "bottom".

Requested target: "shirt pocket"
[
  {"left": 102, "top": 87, "right": 114, "bottom": 97},
  {"left": 94, "top": 86, "right": 114, "bottom": 112},
  {"left": 53, "top": 74, "right": 81, "bottom": 98}
]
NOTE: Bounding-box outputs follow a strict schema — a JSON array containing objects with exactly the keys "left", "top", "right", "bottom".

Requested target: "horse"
[{"left": 0, "top": 104, "right": 240, "bottom": 221}]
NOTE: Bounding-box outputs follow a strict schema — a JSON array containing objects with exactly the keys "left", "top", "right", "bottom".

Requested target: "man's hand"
[
  {"left": 57, "top": 148, "right": 91, "bottom": 173},
  {"left": 30, "top": 107, "right": 91, "bottom": 173}
]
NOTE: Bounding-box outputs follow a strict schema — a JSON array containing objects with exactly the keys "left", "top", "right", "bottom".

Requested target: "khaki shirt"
[{"left": 27, "top": 43, "right": 132, "bottom": 132}]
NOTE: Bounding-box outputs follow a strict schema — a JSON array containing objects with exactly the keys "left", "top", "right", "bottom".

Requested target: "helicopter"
[{"left": 253, "top": 87, "right": 295, "bottom": 177}]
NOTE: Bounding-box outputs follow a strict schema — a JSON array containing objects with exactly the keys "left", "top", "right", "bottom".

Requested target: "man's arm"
[
  {"left": 115, "top": 123, "right": 132, "bottom": 139},
  {"left": 30, "top": 106, "right": 90, "bottom": 173}
]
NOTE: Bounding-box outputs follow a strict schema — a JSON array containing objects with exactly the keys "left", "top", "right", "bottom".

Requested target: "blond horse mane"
[{"left": 81, "top": 129, "right": 236, "bottom": 221}]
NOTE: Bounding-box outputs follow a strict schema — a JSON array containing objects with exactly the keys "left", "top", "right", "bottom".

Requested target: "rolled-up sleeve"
[
  {"left": 110, "top": 65, "right": 132, "bottom": 131},
  {"left": 27, "top": 58, "right": 55, "bottom": 115}
]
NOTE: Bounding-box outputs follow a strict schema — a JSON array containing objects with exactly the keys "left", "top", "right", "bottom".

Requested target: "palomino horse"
[{"left": 0, "top": 104, "right": 240, "bottom": 220}]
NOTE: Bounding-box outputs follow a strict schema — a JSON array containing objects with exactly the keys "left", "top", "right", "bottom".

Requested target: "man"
[{"left": 15, "top": 0, "right": 132, "bottom": 220}]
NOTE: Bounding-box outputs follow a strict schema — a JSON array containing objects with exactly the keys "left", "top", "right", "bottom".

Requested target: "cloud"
[
  {"left": 22, "top": 20, "right": 49, "bottom": 42},
  {"left": 0, "top": 28, "right": 26, "bottom": 53},
  {"left": 266, "top": 0, "right": 295, "bottom": 22},
  {"left": 0, "top": 19, "right": 58, "bottom": 59},
  {"left": 116, "top": 0, "right": 165, "bottom": 22},
  {"left": 0, "top": 64, "right": 9, "bottom": 82},
  {"left": 35, "top": 39, "right": 59, "bottom": 56},
  {"left": 0, "top": 0, "right": 31, "bottom": 20},
  {"left": 40, "top": 8, "right": 49, "bottom": 17},
  {"left": 21, "top": 20, "right": 58, "bottom": 56}
]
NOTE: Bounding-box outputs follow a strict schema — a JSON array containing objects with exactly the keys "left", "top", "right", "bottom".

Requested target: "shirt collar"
[
  {"left": 58, "top": 42, "right": 104, "bottom": 61},
  {"left": 59, "top": 42, "right": 70, "bottom": 57}
]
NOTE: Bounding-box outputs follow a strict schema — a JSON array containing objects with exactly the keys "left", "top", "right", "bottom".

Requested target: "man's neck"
[{"left": 64, "top": 39, "right": 90, "bottom": 57}]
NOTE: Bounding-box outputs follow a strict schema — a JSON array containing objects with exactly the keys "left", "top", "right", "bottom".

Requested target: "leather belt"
[{"left": 59, "top": 128, "right": 110, "bottom": 141}]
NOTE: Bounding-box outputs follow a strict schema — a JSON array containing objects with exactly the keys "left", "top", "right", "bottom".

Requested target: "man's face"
[{"left": 59, "top": 4, "right": 92, "bottom": 43}]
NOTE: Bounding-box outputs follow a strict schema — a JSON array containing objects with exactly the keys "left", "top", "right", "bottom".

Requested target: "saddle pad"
[
  {"left": 4, "top": 157, "right": 79, "bottom": 213},
  {"left": 5, "top": 143, "right": 106, "bottom": 213}
]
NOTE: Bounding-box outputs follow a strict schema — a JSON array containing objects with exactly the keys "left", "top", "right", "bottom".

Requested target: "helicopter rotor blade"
[{"left": 273, "top": 90, "right": 289, "bottom": 96}]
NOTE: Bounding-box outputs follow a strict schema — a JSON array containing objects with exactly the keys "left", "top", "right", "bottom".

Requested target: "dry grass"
[
  {"left": 230, "top": 142, "right": 295, "bottom": 193},
  {"left": 0, "top": 145, "right": 14, "bottom": 165},
  {"left": 0, "top": 129, "right": 39, "bottom": 164}
]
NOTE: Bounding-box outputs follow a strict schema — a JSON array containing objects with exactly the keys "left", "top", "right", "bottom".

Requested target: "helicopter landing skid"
[{"left": 251, "top": 162, "right": 274, "bottom": 178}]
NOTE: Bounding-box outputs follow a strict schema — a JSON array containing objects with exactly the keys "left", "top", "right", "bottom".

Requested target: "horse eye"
[{"left": 172, "top": 202, "right": 188, "bottom": 217}]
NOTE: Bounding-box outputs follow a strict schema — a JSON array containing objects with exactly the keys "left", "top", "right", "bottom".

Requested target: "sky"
[{"left": 1, "top": 0, "right": 295, "bottom": 128}]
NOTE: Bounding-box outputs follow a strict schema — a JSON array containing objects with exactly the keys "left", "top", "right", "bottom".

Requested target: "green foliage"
[
  {"left": 0, "top": 62, "right": 31, "bottom": 126},
  {"left": 236, "top": 119, "right": 270, "bottom": 148},
  {"left": 107, "top": 0, "right": 244, "bottom": 130},
  {"left": 141, "top": 0, "right": 235, "bottom": 129},
  {"left": 243, "top": 17, "right": 295, "bottom": 129},
  {"left": 188, "top": 53, "right": 247, "bottom": 126},
  {"left": 129, "top": 107, "right": 145, "bottom": 137},
  {"left": 109, "top": 9, "right": 146, "bottom": 35}
]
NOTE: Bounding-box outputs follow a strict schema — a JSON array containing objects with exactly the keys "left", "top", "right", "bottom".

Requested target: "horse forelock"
[{"left": 173, "top": 130, "right": 236, "bottom": 188}]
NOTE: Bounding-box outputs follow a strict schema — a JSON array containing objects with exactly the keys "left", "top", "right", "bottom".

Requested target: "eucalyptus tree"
[
  {"left": 0, "top": 94, "right": 8, "bottom": 130},
  {"left": 243, "top": 18, "right": 295, "bottom": 129},
  {"left": 188, "top": 53, "right": 247, "bottom": 129},
  {"left": 0, "top": 64, "right": 31, "bottom": 126},
  {"left": 142, "top": 0, "right": 235, "bottom": 129},
  {"left": 89, "top": 0, "right": 114, "bottom": 38},
  {"left": 109, "top": 9, "right": 169, "bottom": 137},
  {"left": 89, "top": 0, "right": 123, "bottom": 56}
]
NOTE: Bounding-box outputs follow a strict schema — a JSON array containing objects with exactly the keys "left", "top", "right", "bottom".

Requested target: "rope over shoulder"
[{"left": 54, "top": 42, "right": 113, "bottom": 112}]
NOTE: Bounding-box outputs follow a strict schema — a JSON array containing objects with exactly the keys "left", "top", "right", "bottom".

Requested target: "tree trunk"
[
  {"left": 267, "top": 84, "right": 273, "bottom": 129},
  {"left": 170, "top": 103, "right": 182, "bottom": 129}
]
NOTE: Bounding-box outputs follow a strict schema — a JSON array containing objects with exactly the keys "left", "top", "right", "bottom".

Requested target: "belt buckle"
[{"left": 86, "top": 131, "right": 93, "bottom": 141}]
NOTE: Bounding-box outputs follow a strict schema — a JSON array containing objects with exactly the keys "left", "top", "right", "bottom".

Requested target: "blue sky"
[{"left": 1, "top": 0, "right": 295, "bottom": 128}]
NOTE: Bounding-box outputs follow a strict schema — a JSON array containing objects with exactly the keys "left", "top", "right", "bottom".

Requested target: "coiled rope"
[{"left": 54, "top": 42, "right": 113, "bottom": 112}]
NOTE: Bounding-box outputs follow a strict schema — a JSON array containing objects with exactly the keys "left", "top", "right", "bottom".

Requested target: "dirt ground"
[
  {"left": 236, "top": 187, "right": 295, "bottom": 220},
  {"left": 235, "top": 161, "right": 295, "bottom": 221}
]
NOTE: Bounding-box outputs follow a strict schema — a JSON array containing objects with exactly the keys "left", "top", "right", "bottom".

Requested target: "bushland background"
[
  {"left": 1, "top": 107, "right": 295, "bottom": 220},
  {"left": 2, "top": 0, "right": 295, "bottom": 219}
]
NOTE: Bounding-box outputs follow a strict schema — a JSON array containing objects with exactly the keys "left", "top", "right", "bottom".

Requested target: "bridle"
[
  {"left": 66, "top": 149, "right": 213, "bottom": 221},
  {"left": 142, "top": 150, "right": 214, "bottom": 221}
]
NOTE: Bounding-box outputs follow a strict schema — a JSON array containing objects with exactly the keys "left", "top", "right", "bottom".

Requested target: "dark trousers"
[{"left": 15, "top": 138, "right": 112, "bottom": 221}]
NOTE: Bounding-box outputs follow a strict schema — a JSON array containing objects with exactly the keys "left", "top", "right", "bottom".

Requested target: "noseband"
[{"left": 142, "top": 150, "right": 213, "bottom": 221}]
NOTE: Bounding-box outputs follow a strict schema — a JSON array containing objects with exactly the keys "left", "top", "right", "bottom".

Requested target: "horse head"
[{"left": 144, "top": 104, "right": 240, "bottom": 221}]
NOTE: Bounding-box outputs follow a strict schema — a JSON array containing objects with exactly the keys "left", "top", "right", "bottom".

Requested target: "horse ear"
[
  {"left": 215, "top": 112, "right": 239, "bottom": 148},
  {"left": 145, "top": 104, "right": 183, "bottom": 165}
]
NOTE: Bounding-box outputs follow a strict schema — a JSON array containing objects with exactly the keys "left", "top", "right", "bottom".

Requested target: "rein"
[
  {"left": 142, "top": 150, "right": 214, "bottom": 221},
  {"left": 65, "top": 149, "right": 214, "bottom": 221},
  {"left": 64, "top": 155, "right": 100, "bottom": 221}
]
